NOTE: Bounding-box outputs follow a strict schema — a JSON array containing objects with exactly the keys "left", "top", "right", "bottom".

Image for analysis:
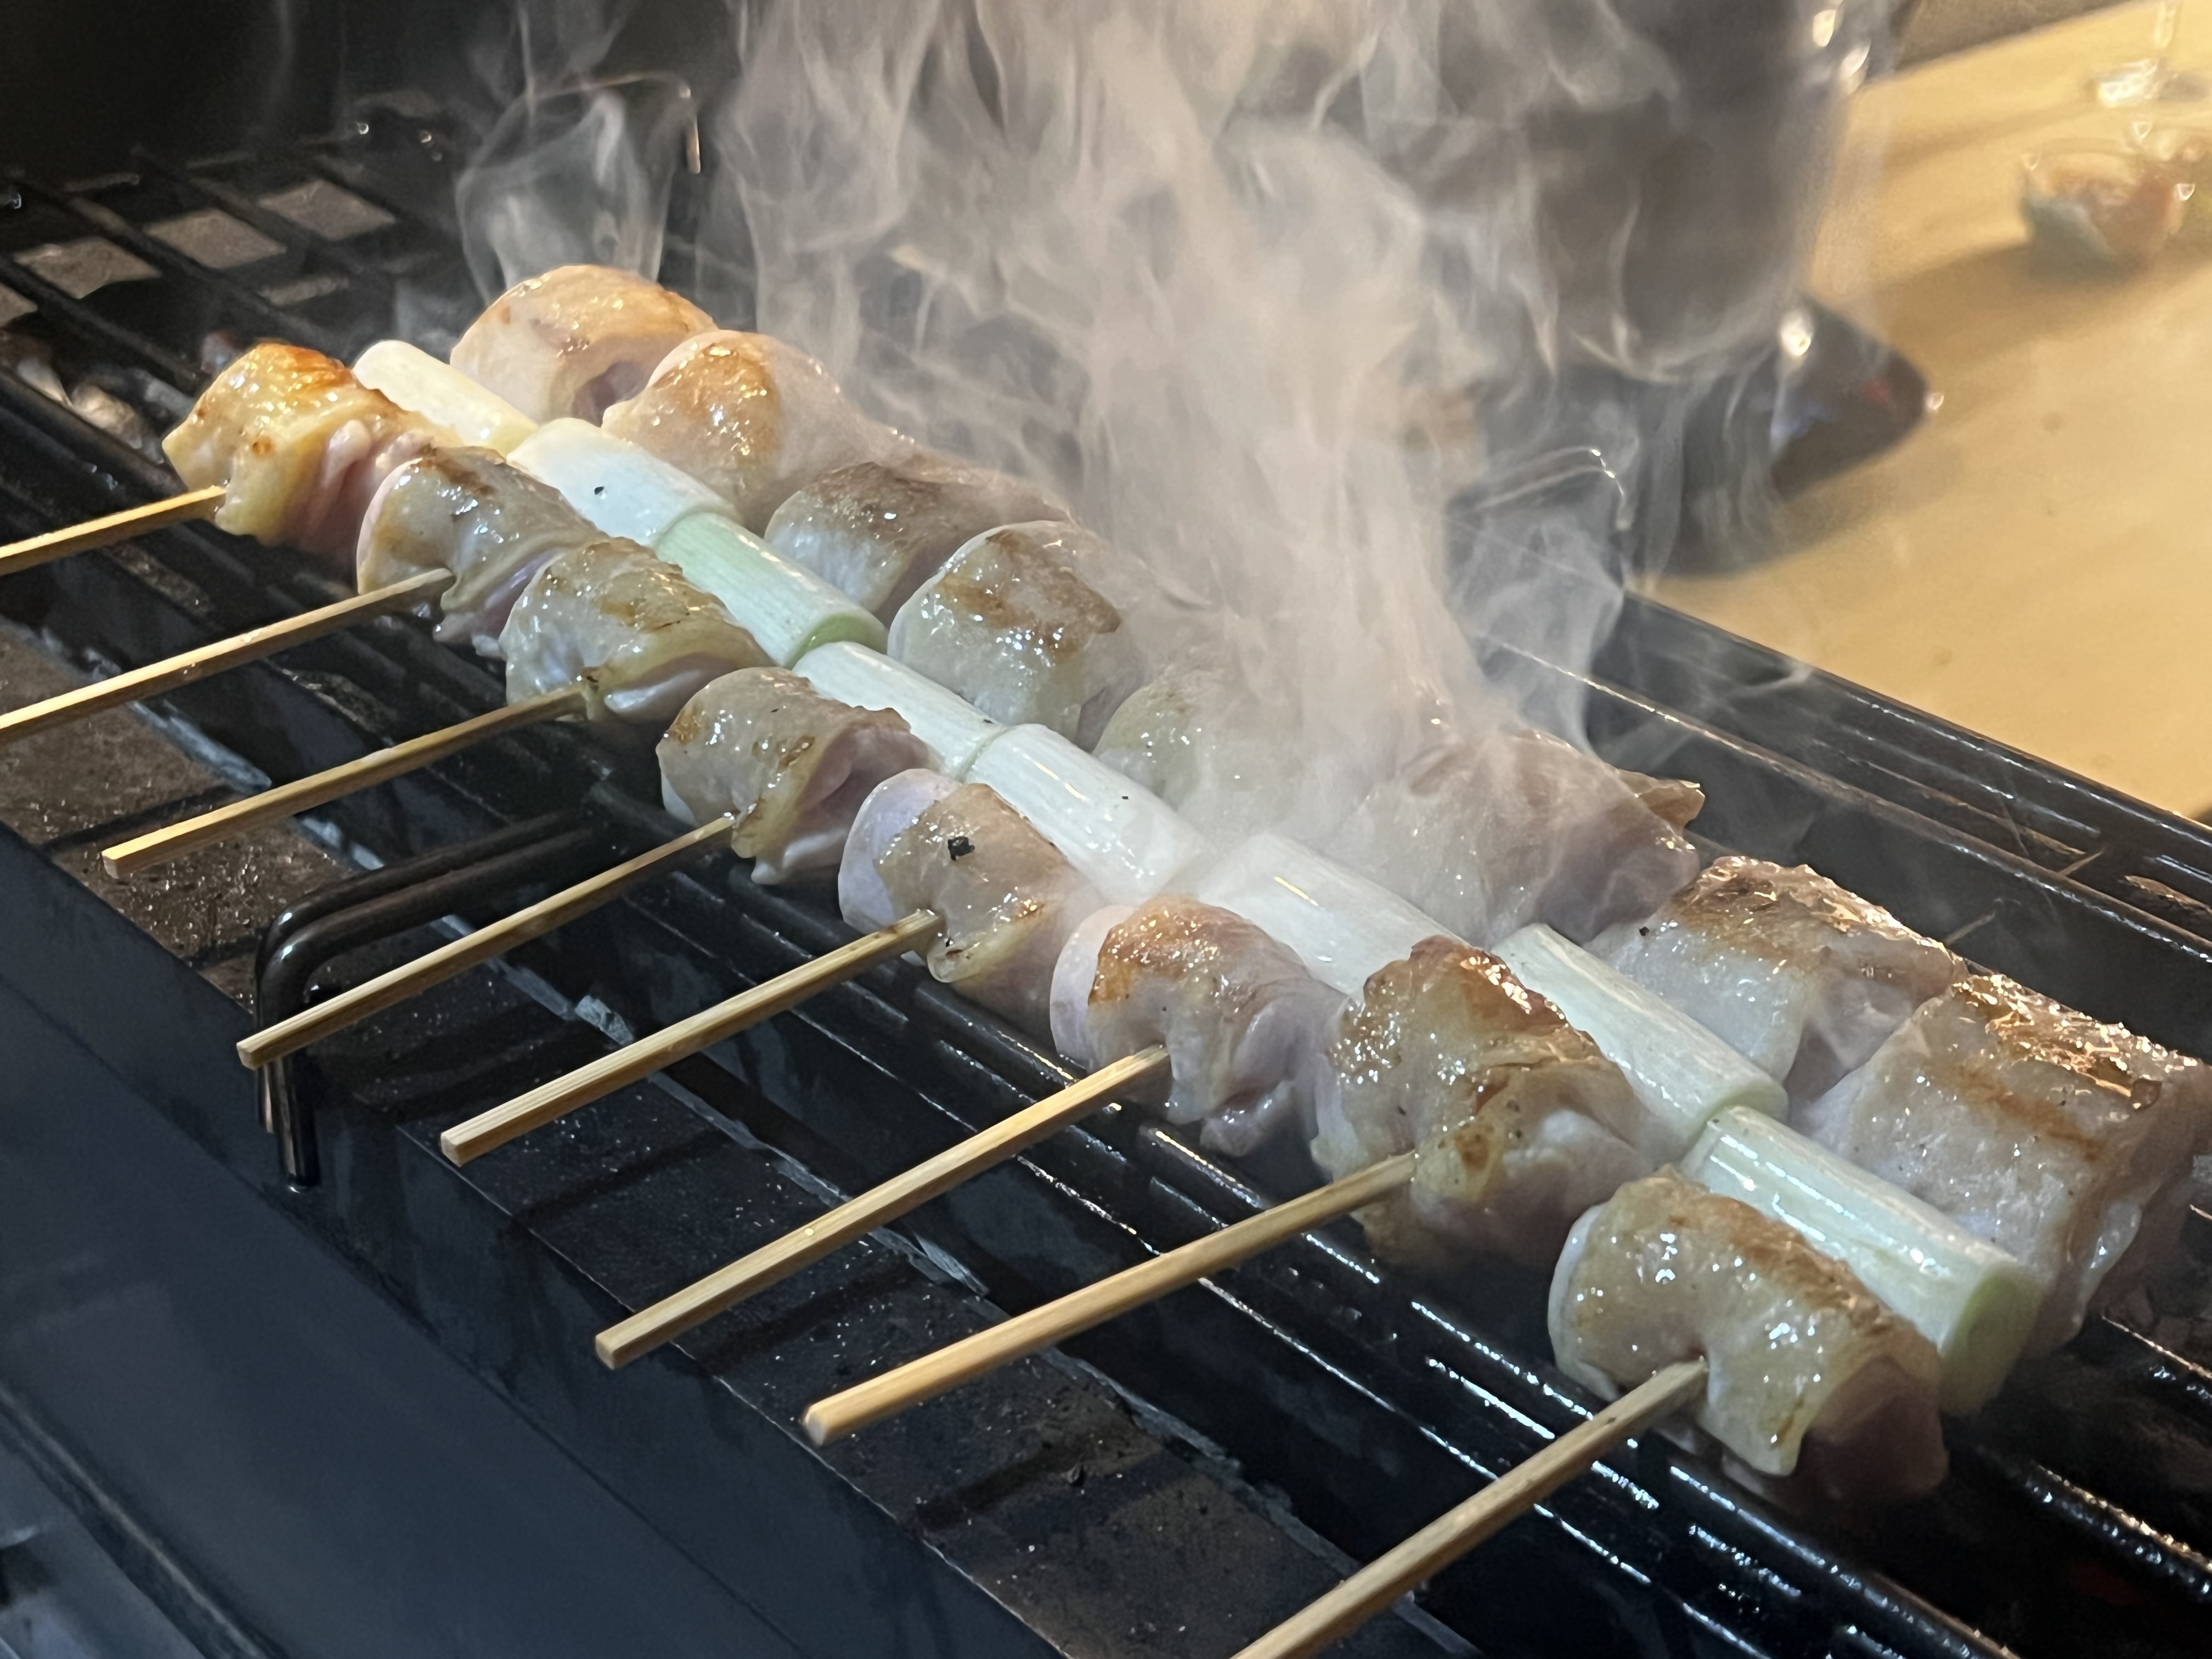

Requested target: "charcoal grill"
[{"left": 2, "top": 121, "right": 2210, "bottom": 1659}]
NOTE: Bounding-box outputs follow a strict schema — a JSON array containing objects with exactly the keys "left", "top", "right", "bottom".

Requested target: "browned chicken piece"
[
  {"left": 1798, "top": 974, "right": 2212, "bottom": 1353},
  {"left": 764, "top": 451, "right": 1069, "bottom": 619},
  {"left": 656, "top": 667, "right": 930, "bottom": 884},
  {"left": 838, "top": 771, "right": 1101, "bottom": 1032},
  {"left": 1048, "top": 897, "right": 1345, "bottom": 1155},
  {"left": 449, "top": 264, "right": 713, "bottom": 424},
  {"left": 1592, "top": 857, "right": 1958, "bottom": 1106},
  {"left": 1312, "top": 936, "right": 1651, "bottom": 1271},
  {"left": 1324, "top": 728, "right": 1703, "bottom": 947},
  {"left": 498, "top": 538, "right": 772, "bottom": 729},
  {"left": 601, "top": 331, "right": 909, "bottom": 529},
  {"left": 1550, "top": 1169, "right": 1948, "bottom": 1506},
  {"left": 355, "top": 447, "right": 601, "bottom": 655},
  {"left": 887, "top": 523, "right": 1144, "bottom": 747},
  {"left": 162, "top": 343, "right": 448, "bottom": 563}
]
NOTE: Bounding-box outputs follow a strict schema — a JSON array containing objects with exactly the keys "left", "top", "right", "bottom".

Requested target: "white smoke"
[{"left": 452, "top": 0, "right": 1878, "bottom": 862}]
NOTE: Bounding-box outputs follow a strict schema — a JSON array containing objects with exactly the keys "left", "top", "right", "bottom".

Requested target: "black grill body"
[{"left": 1, "top": 130, "right": 2210, "bottom": 1659}]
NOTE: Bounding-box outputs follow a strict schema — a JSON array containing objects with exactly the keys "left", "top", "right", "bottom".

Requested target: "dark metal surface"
[{"left": 0, "top": 136, "right": 2208, "bottom": 1659}]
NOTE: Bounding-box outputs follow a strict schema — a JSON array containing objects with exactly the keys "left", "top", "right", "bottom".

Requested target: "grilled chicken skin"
[
  {"left": 658, "top": 667, "right": 930, "bottom": 884},
  {"left": 1050, "top": 896, "right": 1345, "bottom": 1155},
  {"left": 1551, "top": 1169, "right": 1948, "bottom": 1505},
  {"left": 1798, "top": 973, "right": 2212, "bottom": 1352},
  {"left": 1593, "top": 857, "right": 1957, "bottom": 1107},
  {"left": 602, "top": 331, "right": 909, "bottom": 529},
  {"left": 498, "top": 538, "right": 771, "bottom": 728},
  {"left": 840, "top": 772, "right": 1100, "bottom": 1032},
  {"left": 356, "top": 447, "right": 601, "bottom": 655},
  {"left": 1313, "top": 936, "right": 1651, "bottom": 1271},
  {"left": 163, "top": 343, "right": 448, "bottom": 562},
  {"left": 449, "top": 264, "right": 713, "bottom": 423}
]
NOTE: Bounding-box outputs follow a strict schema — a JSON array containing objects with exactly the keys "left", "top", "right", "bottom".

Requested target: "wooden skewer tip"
[{"left": 592, "top": 1043, "right": 1171, "bottom": 1370}]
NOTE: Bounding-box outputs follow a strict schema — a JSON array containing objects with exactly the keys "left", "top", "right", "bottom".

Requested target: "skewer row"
[{"left": 12, "top": 265, "right": 2208, "bottom": 1656}]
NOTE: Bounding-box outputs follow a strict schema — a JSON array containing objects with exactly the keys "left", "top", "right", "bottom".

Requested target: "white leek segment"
[
  {"left": 1492, "top": 923, "right": 1785, "bottom": 1162},
  {"left": 1189, "top": 833, "right": 1447, "bottom": 997},
  {"left": 354, "top": 340, "right": 537, "bottom": 453},
  {"left": 511, "top": 419, "right": 883, "bottom": 665},
  {"left": 656, "top": 516, "right": 884, "bottom": 666},
  {"left": 1684, "top": 1105, "right": 2041, "bottom": 1414},
  {"left": 795, "top": 642, "right": 1003, "bottom": 776},
  {"left": 964, "top": 725, "right": 1207, "bottom": 906},
  {"left": 511, "top": 417, "right": 730, "bottom": 548}
]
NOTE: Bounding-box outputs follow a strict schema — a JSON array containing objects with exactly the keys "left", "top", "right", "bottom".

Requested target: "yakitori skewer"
[
  {"left": 235, "top": 812, "right": 740, "bottom": 1069},
  {"left": 595, "top": 1044, "right": 1171, "bottom": 1367},
  {"left": 0, "top": 485, "right": 228, "bottom": 574},
  {"left": 101, "top": 684, "right": 588, "bottom": 876},
  {"left": 0, "top": 568, "right": 452, "bottom": 747},
  {"left": 439, "top": 759, "right": 1178, "bottom": 1163},
  {"left": 802, "top": 1149, "right": 1420, "bottom": 1445},
  {"left": 441, "top": 906, "right": 943, "bottom": 1164},
  {"left": 1228, "top": 1359, "right": 1709, "bottom": 1659}
]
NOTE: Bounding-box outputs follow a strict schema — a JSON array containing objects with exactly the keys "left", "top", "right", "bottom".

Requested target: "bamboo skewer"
[
  {"left": 800, "top": 1149, "right": 1420, "bottom": 1446},
  {"left": 439, "top": 907, "right": 945, "bottom": 1166},
  {"left": 595, "top": 1045, "right": 1173, "bottom": 1369},
  {"left": 100, "top": 684, "right": 588, "bottom": 878},
  {"left": 1229, "top": 1358, "right": 1710, "bottom": 1659},
  {"left": 235, "top": 813, "right": 741, "bottom": 1070},
  {"left": 0, "top": 485, "right": 226, "bottom": 575},
  {"left": 0, "top": 570, "right": 454, "bottom": 748}
]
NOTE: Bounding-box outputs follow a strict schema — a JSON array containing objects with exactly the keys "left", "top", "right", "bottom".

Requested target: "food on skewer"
[
  {"left": 840, "top": 771, "right": 1105, "bottom": 1032},
  {"left": 1798, "top": 973, "right": 2212, "bottom": 1353},
  {"left": 449, "top": 263, "right": 714, "bottom": 423},
  {"left": 794, "top": 640, "right": 1006, "bottom": 775},
  {"left": 1492, "top": 923, "right": 1787, "bottom": 1161},
  {"left": 510, "top": 417, "right": 884, "bottom": 665},
  {"left": 352, "top": 340, "right": 538, "bottom": 454},
  {"left": 602, "top": 331, "right": 910, "bottom": 529},
  {"left": 1312, "top": 936, "right": 1652, "bottom": 1271},
  {"left": 1590, "top": 856, "right": 1957, "bottom": 1105},
  {"left": 1681, "top": 1106, "right": 2040, "bottom": 1414},
  {"left": 498, "top": 539, "right": 773, "bottom": 728},
  {"left": 1094, "top": 666, "right": 1300, "bottom": 837},
  {"left": 161, "top": 343, "right": 452, "bottom": 563},
  {"left": 1324, "top": 728, "right": 1703, "bottom": 946},
  {"left": 1550, "top": 1168, "right": 1948, "bottom": 1506},
  {"left": 888, "top": 522, "right": 1146, "bottom": 746},
  {"left": 1050, "top": 897, "right": 1345, "bottom": 1156},
  {"left": 966, "top": 724, "right": 1210, "bottom": 906},
  {"left": 765, "top": 452, "right": 1068, "bottom": 620},
  {"left": 658, "top": 667, "right": 930, "bottom": 884},
  {"left": 356, "top": 447, "right": 600, "bottom": 655}
]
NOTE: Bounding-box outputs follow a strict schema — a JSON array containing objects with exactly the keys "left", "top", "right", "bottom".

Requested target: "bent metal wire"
[{"left": 2, "top": 127, "right": 2210, "bottom": 1659}]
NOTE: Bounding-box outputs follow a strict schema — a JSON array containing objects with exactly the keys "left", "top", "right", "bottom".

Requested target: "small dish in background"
[{"left": 2020, "top": 142, "right": 2187, "bottom": 269}]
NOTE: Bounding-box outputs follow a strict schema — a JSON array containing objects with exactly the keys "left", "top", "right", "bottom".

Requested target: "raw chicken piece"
[
  {"left": 1313, "top": 936, "right": 1651, "bottom": 1271},
  {"left": 498, "top": 539, "right": 771, "bottom": 729},
  {"left": 1591, "top": 857, "right": 1957, "bottom": 1106},
  {"left": 1798, "top": 974, "right": 2212, "bottom": 1353},
  {"left": 356, "top": 447, "right": 600, "bottom": 656},
  {"left": 888, "top": 523, "right": 1144, "bottom": 746},
  {"left": 162, "top": 343, "right": 447, "bottom": 562},
  {"left": 601, "top": 331, "right": 909, "bottom": 529},
  {"left": 1050, "top": 897, "right": 1345, "bottom": 1155},
  {"left": 1550, "top": 1169, "right": 1948, "bottom": 1505},
  {"left": 449, "top": 264, "right": 712, "bottom": 422},
  {"left": 1325, "top": 728, "right": 1703, "bottom": 947},
  {"left": 765, "top": 452, "right": 1068, "bottom": 620},
  {"left": 657, "top": 668, "right": 930, "bottom": 884},
  {"left": 841, "top": 772, "right": 1101, "bottom": 1032}
]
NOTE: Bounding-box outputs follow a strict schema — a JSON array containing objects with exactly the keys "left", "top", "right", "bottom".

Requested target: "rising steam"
[{"left": 454, "top": 0, "right": 1877, "bottom": 862}]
